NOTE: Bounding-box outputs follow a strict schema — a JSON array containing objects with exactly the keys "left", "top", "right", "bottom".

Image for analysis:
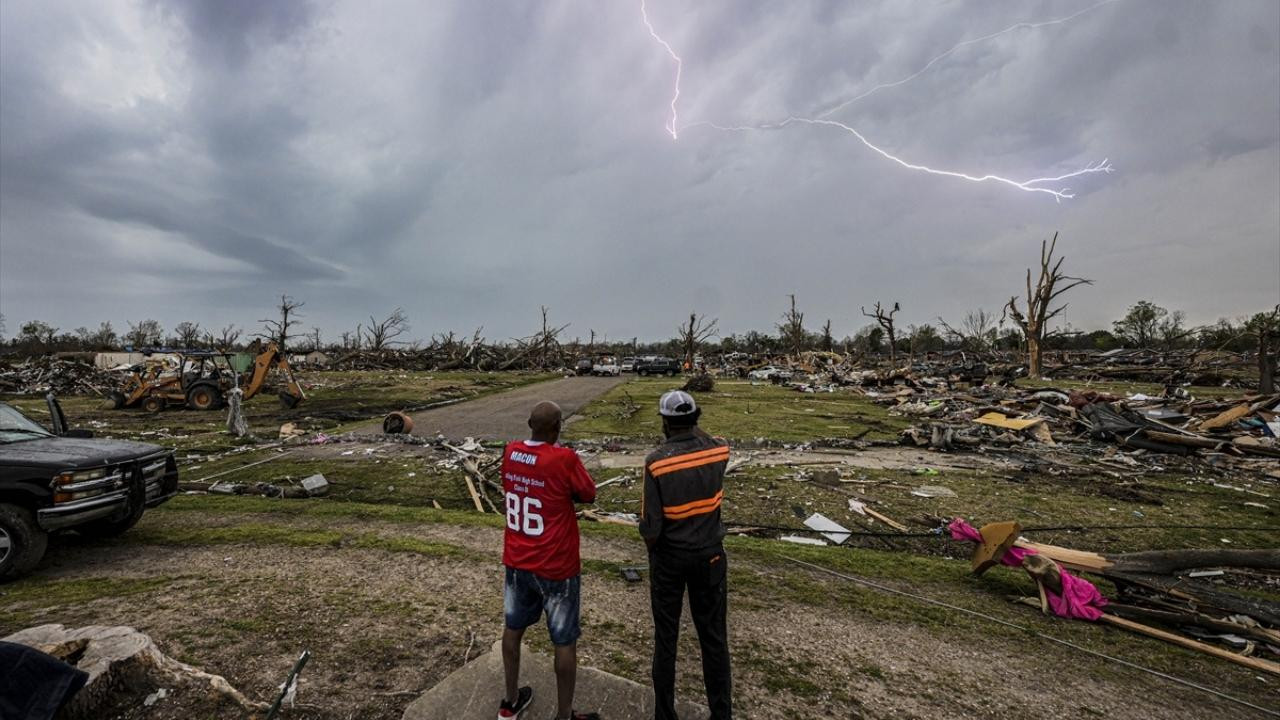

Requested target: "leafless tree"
[
  {"left": 777, "top": 294, "right": 806, "bottom": 356},
  {"left": 364, "top": 308, "right": 410, "bottom": 351},
  {"left": 939, "top": 308, "right": 999, "bottom": 352},
  {"left": 861, "top": 302, "right": 900, "bottom": 366},
  {"left": 174, "top": 321, "right": 202, "bottom": 348},
  {"left": 1004, "top": 232, "right": 1092, "bottom": 379},
  {"left": 1247, "top": 305, "right": 1280, "bottom": 394},
  {"left": 259, "top": 295, "right": 304, "bottom": 350},
  {"left": 819, "top": 320, "right": 834, "bottom": 352},
  {"left": 304, "top": 327, "right": 323, "bottom": 352},
  {"left": 217, "top": 324, "right": 242, "bottom": 349},
  {"left": 677, "top": 313, "right": 718, "bottom": 369},
  {"left": 125, "top": 319, "right": 163, "bottom": 348}
]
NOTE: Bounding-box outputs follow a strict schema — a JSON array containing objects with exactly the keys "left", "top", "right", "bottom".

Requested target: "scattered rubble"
[{"left": 0, "top": 357, "right": 117, "bottom": 396}]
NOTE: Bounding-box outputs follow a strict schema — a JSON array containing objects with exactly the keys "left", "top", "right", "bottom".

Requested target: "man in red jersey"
[{"left": 498, "top": 401, "right": 601, "bottom": 720}]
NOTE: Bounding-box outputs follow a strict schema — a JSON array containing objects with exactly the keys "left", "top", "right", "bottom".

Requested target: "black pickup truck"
[
  {"left": 0, "top": 396, "right": 178, "bottom": 580},
  {"left": 635, "top": 357, "right": 682, "bottom": 376}
]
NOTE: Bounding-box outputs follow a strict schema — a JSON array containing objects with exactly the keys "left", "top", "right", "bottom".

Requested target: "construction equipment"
[{"left": 108, "top": 341, "right": 304, "bottom": 413}]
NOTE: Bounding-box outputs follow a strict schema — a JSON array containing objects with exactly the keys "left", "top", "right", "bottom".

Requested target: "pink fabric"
[
  {"left": 1048, "top": 569, "right": 1108, "bottom": 621},
  {"left": 948, "top": 518, "right": 1107, "bottom": 621}
]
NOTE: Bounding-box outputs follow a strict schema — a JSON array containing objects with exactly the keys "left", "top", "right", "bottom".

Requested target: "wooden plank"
[
  {"left": 462, "top": 475, "right": 485, "bottom": 513},
  {"left": 1200, "top": 403, "right": 1252, "bottom": 431},
  {"left": 864, "top": 507, "right": 908, "bottom": 532},
  {"left": 1015, "top": 540, "right": 1112, "bottom": 573},
  {"left": 1100, "top": 614, "right": 1280, "bottom": 677}
]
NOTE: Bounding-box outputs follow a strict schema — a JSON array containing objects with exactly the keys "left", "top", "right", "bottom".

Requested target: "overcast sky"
[{"left": 1, "top": 0, "right": 1277, "bottom": 344}]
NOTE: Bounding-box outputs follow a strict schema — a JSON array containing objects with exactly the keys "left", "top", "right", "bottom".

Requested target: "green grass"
[
  {"left": 565, "top": 377, "right": 910, "bottom": 443},
  {"left": 0, "top": 576, "right": 181, "bottom": 627},
  {"left": 1, "top": 369, "right": 556, "bottom": 459}
]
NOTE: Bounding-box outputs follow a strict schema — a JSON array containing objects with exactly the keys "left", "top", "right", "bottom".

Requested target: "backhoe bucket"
[{"left": 278, "top": 391, "right": 302, "bottom": 409}]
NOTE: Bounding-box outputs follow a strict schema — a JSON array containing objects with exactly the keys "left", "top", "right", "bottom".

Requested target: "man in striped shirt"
[{"left": 639, "top": 390, "right": 732, "bottom": 720}]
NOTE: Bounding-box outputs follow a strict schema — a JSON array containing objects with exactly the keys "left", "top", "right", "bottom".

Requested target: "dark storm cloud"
[{"left": 1, "top": 0, "right": 1276, "bottom": 342}]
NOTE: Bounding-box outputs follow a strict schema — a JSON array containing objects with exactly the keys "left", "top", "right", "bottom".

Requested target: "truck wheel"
[
  {"left": 107, "top": 391, "right": 126, "bottom": 410},
  {"left": 186, "top": 384, "right": 223, "bottom": 411},
  {"left": 638, "top": 369, "right": 648, "bottom": 377},
  {"left": 0, "top": 504, "right": 48, "bottom": 581},
  {"left": 142, "top": 396, "right": 164, "bottom": 413}
]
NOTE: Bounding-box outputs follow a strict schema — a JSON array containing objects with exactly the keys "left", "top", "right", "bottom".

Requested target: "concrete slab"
[{"left": 402, "top": 641, "right": 708, "bottom": 720}]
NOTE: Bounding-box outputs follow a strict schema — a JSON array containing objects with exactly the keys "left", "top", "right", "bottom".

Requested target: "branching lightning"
[
  {"left": 639, "top": 0, "right": 1118, "bottom": 201},
  {"left": 640, "top": 0, "right": 682, "bottom": 139}
]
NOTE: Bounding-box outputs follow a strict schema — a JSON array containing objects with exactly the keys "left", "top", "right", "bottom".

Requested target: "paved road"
[{"left": 401, "top": 375, "right": 627, "bottom": 441}]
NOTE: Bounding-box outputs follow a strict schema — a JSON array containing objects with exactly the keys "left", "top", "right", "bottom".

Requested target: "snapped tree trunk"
[{"left": 1260, "top": 329, "right": 1276, "bottom": 394}]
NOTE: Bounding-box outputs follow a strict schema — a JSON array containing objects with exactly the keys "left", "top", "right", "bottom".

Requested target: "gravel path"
[{"left": 398, "top": 375, "right": 627, "bottom": 441}]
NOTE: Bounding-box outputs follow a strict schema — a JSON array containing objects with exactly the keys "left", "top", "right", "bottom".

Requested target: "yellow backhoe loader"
[{"left": 108, "top": 341, "right": 305, "bottom": 413}]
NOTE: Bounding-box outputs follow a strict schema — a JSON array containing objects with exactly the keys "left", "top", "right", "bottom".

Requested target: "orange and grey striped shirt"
[{"left": 639, "top": 429, "right": 728, "bottom": 551}]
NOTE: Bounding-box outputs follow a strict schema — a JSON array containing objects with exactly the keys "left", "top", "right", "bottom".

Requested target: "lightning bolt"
[
  {"left": 640, "top": 0, "right": 682, "bottom": 139},
  {"left": 639, "top": 1, "right": 1117, "bottom": 201}
]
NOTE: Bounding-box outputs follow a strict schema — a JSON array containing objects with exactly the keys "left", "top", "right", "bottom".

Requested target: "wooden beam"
[{"left": 1099, "top": 614, "right": 1280, "bottom": 677}]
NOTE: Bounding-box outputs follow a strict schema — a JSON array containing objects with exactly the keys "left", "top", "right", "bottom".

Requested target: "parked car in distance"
[
  {"left": 591, "top": 360, "right": 621, "bottom": 376},
  {"left": 635, "top": 357, "right": 681, "bottom": 376},
  {"left": 620, "top": 357, "right": 637, "bottom": 372},
  {"left": 574, "top": 358, "right": 594, "bottom": 376},
  {"left": 747, "top": 365, "right": 793, "bottom": 381},
  {"left": 0, "top": 396, "right": 178, "bottom": 581}
]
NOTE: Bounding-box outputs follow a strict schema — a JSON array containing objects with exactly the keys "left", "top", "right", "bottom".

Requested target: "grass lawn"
[{"left": 565, "top": 377, "right": 911, "bottom": 444}]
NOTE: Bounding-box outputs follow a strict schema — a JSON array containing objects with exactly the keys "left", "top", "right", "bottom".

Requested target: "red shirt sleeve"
[{"left": 565, "top": 450, "right": 596, "bottom": 504}]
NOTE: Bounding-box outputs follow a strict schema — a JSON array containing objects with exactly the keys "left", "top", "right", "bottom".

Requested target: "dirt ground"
[
  {"left": 4, "top": 508, "right": 1272, "bottom": 720},
  {"left": 2, "top": 374, "right": 1276, "bottom": 719},
  {"left": 362, "top": 375, "right": 627, "bottom": 440}
]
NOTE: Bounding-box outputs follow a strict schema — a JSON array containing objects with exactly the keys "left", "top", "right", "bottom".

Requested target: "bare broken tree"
[
  {"left": 861, "top": 302, "right": 900, "bottom": 367},
  {"left": 819, "top": 320, "right": 834, "bottom": 352},
  {"left": 363, "top": 308, "right": 410, "bottom": 351},
  {"left": 259, "top": 295, "right": 304, "bottom": 351},
  {"left": 677, "top": 313, "right": 718, "bottom": 369},
  {"left": 1004, "top": 232, "right": 1092, "bottom": 379},
  {"left": 938, "top": 308, "right": 998, "bottom": 352},
  {"left": 777, "top": 295, "right": 806, "bottom": 356},
  {"left": 217, "top": 324, "right": 242, "bottom": 350},
  {"left": 1247, "top": 305, "right": 1280, "bottom": 394},
  {"left": 174, "top": 321, "right": 202, "bottom": 349},
  {"left": 500, "top": 306, "right": 571, "bottom": 370}
]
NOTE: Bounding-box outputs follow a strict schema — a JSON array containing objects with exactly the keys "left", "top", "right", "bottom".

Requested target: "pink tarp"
[{"left": 948, "top": 518, "right": 1108, "bottom": 621}]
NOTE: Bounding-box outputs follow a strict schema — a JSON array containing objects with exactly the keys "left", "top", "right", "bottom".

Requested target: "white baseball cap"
[{"left": 658, "top": 390, "right": 698, "bottom": 417}]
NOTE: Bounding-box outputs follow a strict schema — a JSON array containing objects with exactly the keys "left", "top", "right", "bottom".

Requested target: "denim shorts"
[{"left": 504, "top": 566, "right": 581, "bottom": 646}]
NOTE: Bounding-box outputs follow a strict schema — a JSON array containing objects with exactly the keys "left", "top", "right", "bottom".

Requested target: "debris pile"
[
  {"left": 0, "top": 357, "right": 118, "bottom": 396},
  {"left": 951, "top": 519, "right": 1280, "bottom": 676},
  {"left": 891, "top": 382, "right": 1280, "bottom": 463}
]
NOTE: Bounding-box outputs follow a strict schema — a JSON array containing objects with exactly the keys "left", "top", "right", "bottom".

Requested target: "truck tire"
[
  {"left": 0, "top": 503, "right": 48, "bottom": 581},
  {"left": 142, "top": 396, "right": 164, "bottom": 413},
  {"left": 638, "top": 369, "right": 648, "bottom": 377},
  {"left": 186, "top": 384, "right": 223, "bottom": 411},
  {"left": 107, "top": 391, "right": 126, "bottom": 410}
]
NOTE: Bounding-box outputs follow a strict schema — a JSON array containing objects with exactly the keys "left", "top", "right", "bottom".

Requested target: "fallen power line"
[{"left": 782, "top": 555, "right": 1279, "bottom": 717}]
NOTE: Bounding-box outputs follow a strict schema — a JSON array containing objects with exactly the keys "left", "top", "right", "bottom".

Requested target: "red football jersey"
[{"left": 501, "top": 440, "right": 597, "bottom": 580}]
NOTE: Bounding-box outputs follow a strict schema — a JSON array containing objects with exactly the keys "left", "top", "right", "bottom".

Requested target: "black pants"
[{"left": 650, "top": 546, "right": 731, "bottom": 720}]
